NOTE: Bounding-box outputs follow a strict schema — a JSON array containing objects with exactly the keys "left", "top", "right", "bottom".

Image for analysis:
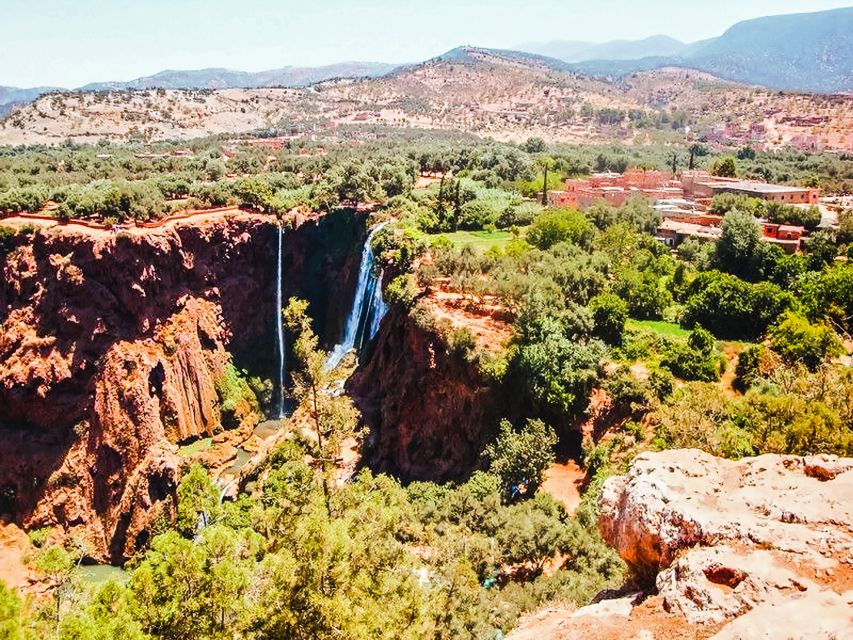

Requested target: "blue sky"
[{"left": 3, "top": 0, "right": 850, "bottom": 87}]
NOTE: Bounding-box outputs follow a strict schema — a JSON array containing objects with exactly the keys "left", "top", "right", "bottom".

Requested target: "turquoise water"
[{"left": 224, "top": 448, "right": 253, "bottom": 476}]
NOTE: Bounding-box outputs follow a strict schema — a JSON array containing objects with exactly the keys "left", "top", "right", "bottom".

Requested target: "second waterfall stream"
[
  {"left": 275, "top": 224, "right": 286, "bottom": 417},
  {"left": 326, "top": 221, "right": 389, "bottom": 370}
]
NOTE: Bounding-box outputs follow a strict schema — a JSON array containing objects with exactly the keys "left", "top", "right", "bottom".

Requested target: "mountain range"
[
  {"left": 1, "top": 6, "right": 851, "bottom": 120},
  {"left": 529, "top": 7, "right": 853, "bottom": 93},
  {"left": 0, "top": 86, "right": 62, "bottom": 117},
  {"left": 78, "top": 62, "right": 399, "bottom": 92},
  {"left": 4, "top": 42, "right": 851, "bottom": 149},
  {"left": 516, "top": 35, "right": 693, "bottom": 63}
]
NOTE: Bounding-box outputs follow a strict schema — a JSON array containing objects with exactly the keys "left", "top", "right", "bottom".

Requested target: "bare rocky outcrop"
[{"left": 596, "top": 449, "right": 853, "bottom": 638}]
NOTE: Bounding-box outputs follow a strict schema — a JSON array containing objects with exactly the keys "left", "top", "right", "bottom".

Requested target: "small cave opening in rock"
[
  {"left": 0, "top": 485, "right": 16, "bottom": 518},
  {"left": 109, "top": 511, "right": 132, "bottom": 562},
  {"left": 198, "top": 326, "right": 217, "bottom": 352},
  {"left": 148, "top": 362, "right": 165, "bottom": 397}
]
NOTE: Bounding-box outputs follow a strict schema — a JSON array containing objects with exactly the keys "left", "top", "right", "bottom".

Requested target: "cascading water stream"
[
  {"left": 366, "top": 267, "right": 388, "bottom": 344},
  {"left": 326, "top": 222, "right": 389, "bottom": 370},
  {"left": 275, "top": 225, "right": 286, "bottom": 418}
]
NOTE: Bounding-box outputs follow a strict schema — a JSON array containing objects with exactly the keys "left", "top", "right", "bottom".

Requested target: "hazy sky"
[{"left": 3, "top": 0, "right": 850, "bottom": 87}]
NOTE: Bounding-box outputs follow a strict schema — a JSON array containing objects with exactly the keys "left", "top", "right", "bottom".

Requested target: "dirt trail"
[
  {"left": 540, "top": 460, "right": 585, "bottom": 514},
  {"left": 0, "top": 207, "right": 265, "bottom": 239},
  {"left": 718, "top": 343, "right": 741, "bottom": 398}
]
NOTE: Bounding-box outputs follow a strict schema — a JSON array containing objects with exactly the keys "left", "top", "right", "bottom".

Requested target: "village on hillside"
[{"left": 548, "top": 169, "right": 835, "bottom": 253}]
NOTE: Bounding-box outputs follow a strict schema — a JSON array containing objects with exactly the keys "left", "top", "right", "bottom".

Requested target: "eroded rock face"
[
  {"left": 0, "top": 212, "right": 363, "bottom": 561},
  {"left": 348, "top": 308, "right": 499, "bottom": 481},
  {"left": 598, "top": 449, "right": 853, "bottom": 637}
]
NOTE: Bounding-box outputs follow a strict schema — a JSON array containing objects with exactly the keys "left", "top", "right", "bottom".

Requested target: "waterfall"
[
  {"left": 366, "top": 265, "right": 388, "bottom": 344},
  {"left": 326, "top": 222, "right": 389, "bottom": 370},
  {"left": 275, "top": 225, "right": 286, "bottom": 418}
]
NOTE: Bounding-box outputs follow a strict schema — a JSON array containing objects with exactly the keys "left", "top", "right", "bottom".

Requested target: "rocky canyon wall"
[
  {"left": 348, "top": 307, "right": 501, "bottom": 482},
  {"left": 0, "top": 210, "right": 364, "bottom": 561}
]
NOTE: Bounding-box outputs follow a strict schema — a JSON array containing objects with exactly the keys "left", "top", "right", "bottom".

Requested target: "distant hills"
[
  {"left": 0, "top": 86, "right": 61, "bottom": 117},
  {"left": 5, "top": 43, "right": 851, "bottom": 149},
  {"left": 524, "top": 7, "right": 853, "bottom": 93},
  {"left": 0, "top": 63, "right": 398, "bottom": 116},
  {"left": 0, "top": 6, "right": 851, "bottom": 122},
  {"left": 676, "top": 7, "right": 853, "bottom": 92},
  {"left": 430, "top": 46, "right": 574, "bottom": 72},
  {"left": 517, "top": 35, "right": 691, "bottom": 64},
  {"left": 79, "top": 62, "right": 399, "bottom": 92}
]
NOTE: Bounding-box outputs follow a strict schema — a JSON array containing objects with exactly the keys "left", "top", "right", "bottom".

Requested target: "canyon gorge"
[
  {"left": 0, "top": 208, "right": 513, "bottom": 563},
  {"left": 0, "top": 210, "right": 373, "bottom": 560}
]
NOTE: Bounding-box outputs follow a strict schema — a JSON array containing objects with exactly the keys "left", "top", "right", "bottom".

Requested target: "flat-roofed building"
[
  {"left": 656, "top": 219, "right": 723, "bottom": 248},
  {"left": 706, "top": 181, "right": 819, "bottom": 205}
]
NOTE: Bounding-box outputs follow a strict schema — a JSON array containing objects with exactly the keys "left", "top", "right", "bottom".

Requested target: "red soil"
[{"left": 420, "top": 289, "right": 513, "bottom": 354}]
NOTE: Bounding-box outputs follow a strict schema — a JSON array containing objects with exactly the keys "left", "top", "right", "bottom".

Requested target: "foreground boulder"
[{"left": 598, "top": 449, "right": 853, "bottom": 637}]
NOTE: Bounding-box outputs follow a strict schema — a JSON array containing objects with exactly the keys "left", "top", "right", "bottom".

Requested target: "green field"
[
  {"left": 431, "top": 230, "right": 515, "bottom": 250},
  {"left": 628, "top": 319, "right": 691, "bottom": 340}
]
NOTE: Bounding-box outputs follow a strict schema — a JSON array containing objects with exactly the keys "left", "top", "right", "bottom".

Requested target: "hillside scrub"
[{"left": 6, "top": 436, "right": 624, "bottom": 639}]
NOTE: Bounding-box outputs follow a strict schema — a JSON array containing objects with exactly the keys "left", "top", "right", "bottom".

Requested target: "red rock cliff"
[
  {"left": 348, "top": 307, "right": 499, "bottom": 482},
  {"left": 0, "top": 211, "right": 364, "bottom": 561}
]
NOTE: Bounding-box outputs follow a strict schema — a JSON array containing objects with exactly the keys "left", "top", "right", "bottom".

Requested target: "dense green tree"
[
  {"left": 764, "top": 201, "right": 821, "bottom": 230},
  {"left": 614, "top": 268, "right": 671, "bottom": 320},
  {"left": 660, "top": 327, "right": 722, "bottom": 382},
  {"left": 588, "top": 293, "right": 628, "bottom": 346},
  {"left": 838, "top": 209, "right": 853, "bottom": 244},
  {"left": 57, "top": 582, "right": 149, "bottom": 640},
  {"left": 682, "top": 271, "right": 795, "bottom": 339},
  {"left": 0, "top": 185, "right": 48, "bottom": 213},
  {"left": 769, "top": 312, "right": 843, "bottom": 371},
  {"left": 734, "top": 345, "right": 765, "bottom": 393},
  {"left": 0, "top": 226, "right": 16, "bottom": 259},
  {"left": 797, "top": 263, "right": 853, "bottom": 333},
  {"left": 485, "top": 419, "right": 557, "bottom": 499},
  {"left": 507, "top": 293, "right": 603, "bottom": 418},
  {"left": 232, "top": 176, "right": 274, "bottom": 212},
  {"left": 283, "top": 298, "right": 358, "bottom": 511},
  {"left": 0, "top": 580, "right": 23, "bottom": 640},
  {"left": 526, "top": 209, "right": 594, "bottom": 250},
  {"left": 522, "top": 137, "right": 547, "bottom": 154},
  {"left": 32, "top": 545, "right": 80, "bottom": 627},
  {"left": 129, "top": 526, "right": 258, "bottom": 639},
  {"left": 176, "top": 463, "right": 219, "bottom": 536},
  {"left": 714, "top": 209, "right": 762, "bottom": 279},
  {"left": 710, "top": 156, "right": 738, "bottom": 178},
  {"left": 803, "top": 230, "right": 838, "bottom": 269},
  {"left": 495, "top": 494, "right": 568, "bottom": 573}
]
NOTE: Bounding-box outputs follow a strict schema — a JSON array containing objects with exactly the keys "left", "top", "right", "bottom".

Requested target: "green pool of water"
[
  {"left": 225, "top": 448, "right": 253, "bottom": 476},
  {"left": 77, "top": 564, "right": 130, "bottom": 585}
]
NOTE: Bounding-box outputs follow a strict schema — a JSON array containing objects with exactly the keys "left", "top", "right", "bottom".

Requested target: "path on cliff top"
[
  {"left": 540, "top": 460, "right": 584, "bottom": 514},
  {"left": 0, "top": 207, "right": 265, "bottom": 239}
]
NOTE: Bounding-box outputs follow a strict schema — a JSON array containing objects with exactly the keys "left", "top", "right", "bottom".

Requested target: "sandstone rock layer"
[{"left": 598, "top": 450, "right": 853, "bottom": 638}]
